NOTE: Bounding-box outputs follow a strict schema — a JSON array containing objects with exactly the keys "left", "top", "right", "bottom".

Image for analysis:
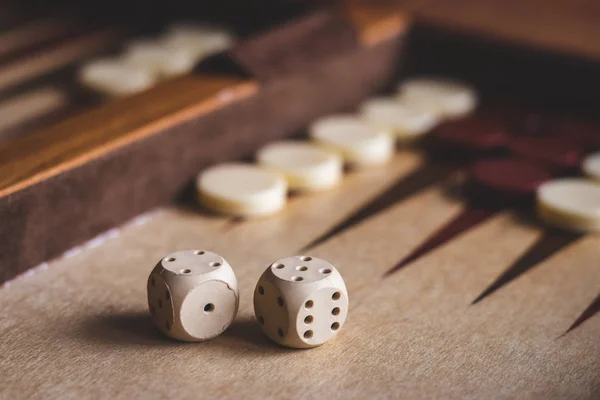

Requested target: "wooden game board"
[
  {"left": 2, "top": 149, "right": 599, "bottom": 399},
  {"left": 0, "top": 2, "right": 599, "bottom": 398},
  {"left": 0, "top": 2, "right": 408, "bottom": 281}
]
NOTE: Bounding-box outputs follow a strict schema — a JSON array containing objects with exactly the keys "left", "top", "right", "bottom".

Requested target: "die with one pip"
[
  {"left": 253, "top": 255, "right": 348, "bottom": 348},
  {"left": 147, "top": 250, "right": 239, "bottom": 342}
]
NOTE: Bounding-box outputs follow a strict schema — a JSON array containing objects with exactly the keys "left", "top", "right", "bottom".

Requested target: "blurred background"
[{"left": 1, "top": 0, "right": 599, "bottom": 143}]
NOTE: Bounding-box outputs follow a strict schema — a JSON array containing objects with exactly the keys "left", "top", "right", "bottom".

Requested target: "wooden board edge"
[
  {"left": 0, "top": 2, "right": 412, "bottom": 199},
  {"left": 0, "top": 76, "right": 258, "bottom": 197},
  {"left": 0, "top": 3, "right": 409, "bottom": 282},
  {"left": 403, "top": 1, "right": 600, "bottom": 63},
  {"left": 340, "top": 1, "right": 412, "bottom": 46}
]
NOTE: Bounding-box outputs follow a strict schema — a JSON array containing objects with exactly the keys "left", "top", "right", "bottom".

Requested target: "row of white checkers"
[
  {"left": 78, "top": 24, "right": 234, "bottom": 97},
  {"left": 538, "top": 152, "right": 600, "bottom": 233},
  {"left": 197, "top": 77, "right": 478, "bottom": 217}
]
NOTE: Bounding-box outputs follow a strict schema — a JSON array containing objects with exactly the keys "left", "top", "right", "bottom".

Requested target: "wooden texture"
[
  {"left": 0, "top": 86, "right": 67, "bottom": 138},
  {"left": 0, "top": 15, "right": 79, "bottom": 58},
  {"left": 342, "top": 1, "right": 411, "bottom": 45},
  {"left": 0, "top": 2, "right": 599, "bottom": 398},
  {"left": 382, "top": 0, "right": 600, "bottom": 61},
  {"left": 0, "top": 27, "right": 127, "bottom": 91},
  {"left": 1, "top": 153, "right": 598, "bottom": 399},
  {"left": 0, "top": 4, "right": 408, "bottom": 282},
  {"left": 0, "top": 76, "right": 257, "bottom": 280},
  {"left": 0, "top": 77, "right": 256, "bottom": 193},
  {"left": 228, "top": 8, "right": 357, "bottom": 80}
]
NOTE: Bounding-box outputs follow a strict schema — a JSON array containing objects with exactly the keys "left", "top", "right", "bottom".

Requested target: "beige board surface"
[{"left": 0, "top": 151, "right": 599, "bottom": 399}]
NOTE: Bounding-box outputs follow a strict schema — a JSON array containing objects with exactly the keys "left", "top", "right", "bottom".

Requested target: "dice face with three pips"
[
  {"left": 254, "top": 256, "right": 349, "bottom": 348},
  {"left": 147, "top": 250, "right": 239, "bottom": 342}
]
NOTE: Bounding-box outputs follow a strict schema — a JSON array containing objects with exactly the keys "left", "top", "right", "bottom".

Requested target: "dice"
[
  {"left": 147, "top": 250, "right": 239, "bottom": 342},
  {"left": 253, "top": 255, "right": 348, "bottom": 348}
]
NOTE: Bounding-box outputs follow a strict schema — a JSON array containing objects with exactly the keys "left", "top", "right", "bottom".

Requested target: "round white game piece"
[
  {"left": 123, "top": 39, "right": 196, "bottom": 78},
  {"left": 256, "top": 141, "right": 343, "bottom": 192},
  {"left": 197, "top": 163, "right": 287, "bottom": 217},
  {"left": 360, "top": 97, "right": 440, "bottom": 140},
  {"left": 397, "top": 77, "right": 478, "bottom": 118},
  {"left": 254, "top": 255, "right": 349, "bottom": 349},
  {"left": 147, "top": 250, "right": 239, "bottom": 342},
  {"left": 160, "top": 23, "right": 234, "bottom": 60},
  {"left": 310, "top": 115, "right": 395, "bottom": 167},
  {"left": 582, "top": 152, "right": 600, "bottom": 181},
  {"left": 78, "top": 58, "right": 157, "bottom": 97},
  {"left": 536, "top": 178, "right": 600, "bottom": 232}
]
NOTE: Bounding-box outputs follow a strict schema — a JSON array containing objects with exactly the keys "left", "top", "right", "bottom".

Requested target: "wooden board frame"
[
  {"left": 386, "top": 0, "right": 600, "bottom": 63},
  {"left": 0, "top": 3, "right": 410, "bottom": 282}
]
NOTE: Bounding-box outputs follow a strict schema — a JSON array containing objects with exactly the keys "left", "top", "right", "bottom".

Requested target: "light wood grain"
[
  {"left": 1, "top": 152, "right": 597, "bottom": 399},
  {"left": 0, "top": 76, "right": 257, "bottom": 196},
  {"left": 0, "top": 1, "right": 406, "bottom": 197}
]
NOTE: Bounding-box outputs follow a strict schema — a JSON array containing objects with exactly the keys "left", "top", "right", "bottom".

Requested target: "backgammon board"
[{"left": 0, "top": 1, "right": 599, "bottom": 399}]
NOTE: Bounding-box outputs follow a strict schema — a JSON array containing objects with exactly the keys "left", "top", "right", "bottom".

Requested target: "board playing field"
[
  {"left": 1, "top": 141, "right": 598, "bottom": 398},
  {"left": 1, "top": 3, "right": 599, "bottom": 397}
]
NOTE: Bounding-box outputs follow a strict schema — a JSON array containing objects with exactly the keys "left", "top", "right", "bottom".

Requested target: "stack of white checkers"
[
  {"left": 78, "top": 24, "right": 234, "bottom": 97},
  {"left": 196, "top": 76, "right": 478, "bottom": 217},
  {"left": 536, "top": 152, "right": 600, "bottom": 233}
]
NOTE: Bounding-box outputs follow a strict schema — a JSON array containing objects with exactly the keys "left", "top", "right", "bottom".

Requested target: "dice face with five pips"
[
  {"left": 147, "top": 250, "right": 239, "bottom": 342},
  {"left": 253, "top": 256, "right": 349, "bottom": 348}
]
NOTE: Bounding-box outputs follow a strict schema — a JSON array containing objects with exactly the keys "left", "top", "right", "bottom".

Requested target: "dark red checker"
[
  {"left": 435, "top": 117, "right": 508, "bottom": 151},
  {"left": 507, "top": 137, "right": 585, "bottom": 170},
  {"left": 549, "top": 118, "right": 600, "bottom": 150},
  {"left": 470, "top": 158, "right": 552, "bottom": 197},
  {"left": 509, "top": 111, "right": 550, "bottom": 137}
]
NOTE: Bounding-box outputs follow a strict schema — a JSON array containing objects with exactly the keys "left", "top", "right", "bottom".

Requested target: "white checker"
[
  {"left": 537, "top": 178, "right": 600, "bottom": 232},
  {"left": 397, "top": 76, "right": 478, "bottom": 118},
  {"left": 78, "top": 58, "right": 157, "bottom": 97},
  {"left": 257, "top": 141, "right": 343, "bottom": 192},
  {"left": 160, "top": 23, "right": 234, "bottom": 61},
  {"left": 310, "top": 115, "right": 395, "bottom": 167},
  {"left": 197, "top": 163, "right": 287, "bottom": 217},
  {"left": 360, "top": 97, "right": 440, "bottom": 140},
  {"left": 582, "top": 152, "right": 600, "bottom": 181},
  {"left": 123, "top": 38, "right": 196, "bottom": 78}
]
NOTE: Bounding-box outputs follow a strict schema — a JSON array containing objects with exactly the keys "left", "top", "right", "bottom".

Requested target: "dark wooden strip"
[
  {"left": 195, "top": 1, "right": 410, "bottom": 79},
  {"left": 473, "top": 229, "right": 583, "bottom": 304},
  {"left": 228, "top": 7, "right": 357, "bottom": 80}
]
